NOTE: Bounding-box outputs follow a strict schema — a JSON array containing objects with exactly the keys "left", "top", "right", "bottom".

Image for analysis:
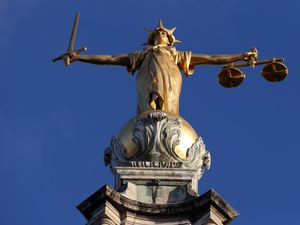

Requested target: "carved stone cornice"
[{"left": 77, "top": 185, "right": 239, "bottom": 225}]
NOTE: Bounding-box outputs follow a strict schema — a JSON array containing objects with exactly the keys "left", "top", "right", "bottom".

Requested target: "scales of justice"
[{"left": 54, "top": 13, "right": 288, "bottom": 225}]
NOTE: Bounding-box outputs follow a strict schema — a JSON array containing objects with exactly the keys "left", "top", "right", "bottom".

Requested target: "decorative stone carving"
[
  {"left": 77, "top": 185, "right": 239, "bottom": 225},
  {"left": 104, "top": 136, "right": 129, "bottom": 168},
  {"left": 104, "top": 111, "right": 211, "bottom": 180},
  {"left": 92, "top": 218, "right": 115, "bottom": 225},
  {"left": 132, "top": 111, "right": 182, "bottom": 161},
  {"left": 183, "top": 137, "right": 211, "bottom": 178},
  {"left": 130, "top": 161, "right": 182, "bottom": 168}
]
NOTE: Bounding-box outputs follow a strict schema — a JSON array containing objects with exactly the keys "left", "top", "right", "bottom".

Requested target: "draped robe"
[{"left": 128, "top": 45, "right": 194, "bottom": 115}]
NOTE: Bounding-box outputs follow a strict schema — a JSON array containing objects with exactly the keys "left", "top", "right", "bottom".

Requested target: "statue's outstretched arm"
[
  {"left": 71, "top": 54, "right": 130, "bottom": 66},
  {"left": 190, "top": 50, "right": 257, "bottom": 65}
]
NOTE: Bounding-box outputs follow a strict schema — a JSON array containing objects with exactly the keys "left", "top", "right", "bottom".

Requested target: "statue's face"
[{"left": 153, "top": 30, "right": 170, "bottom": 45}]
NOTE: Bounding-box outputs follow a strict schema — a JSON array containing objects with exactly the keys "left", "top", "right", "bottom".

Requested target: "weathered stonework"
[
  {"left": 78, "top": 111, "right": 238, "bottom": 224},
  {"left": 113, "top": 167, "right": 200, "bottom": 197},
  {"left": 104, "top": 112, "right": 211, "bottom": 194},
  {"left": 77, "top": 185, "right": 238, "bottom": 225}
]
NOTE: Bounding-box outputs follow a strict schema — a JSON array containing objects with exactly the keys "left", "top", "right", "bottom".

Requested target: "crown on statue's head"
[{"left": 144, "top": 19, "right": 181, "bottom": 46}]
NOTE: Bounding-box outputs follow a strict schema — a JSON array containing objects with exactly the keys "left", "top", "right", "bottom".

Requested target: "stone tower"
[{"left": 77, "top": 111, "right": 238, "bottom": 224}]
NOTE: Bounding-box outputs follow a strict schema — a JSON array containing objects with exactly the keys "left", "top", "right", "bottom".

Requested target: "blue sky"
[{"left": 1, "top": 0, "right": 299, "bottom": 224}]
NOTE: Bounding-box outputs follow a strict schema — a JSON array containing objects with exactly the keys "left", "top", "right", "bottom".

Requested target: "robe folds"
[{"left": 128, "top": 45, "right": 194, "bottom": 115}]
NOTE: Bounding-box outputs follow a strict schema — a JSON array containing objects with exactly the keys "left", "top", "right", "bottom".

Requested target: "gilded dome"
[{"left": 118, "top": 111, "right": 199, "bottom": 160}]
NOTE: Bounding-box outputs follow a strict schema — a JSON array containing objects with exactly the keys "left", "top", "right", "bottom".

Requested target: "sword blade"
[{"left": 67, "top": 12, "right": 80, "bottom": 52}]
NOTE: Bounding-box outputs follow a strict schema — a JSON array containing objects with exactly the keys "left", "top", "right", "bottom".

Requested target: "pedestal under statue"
[{"left": 77, "top": 111, "right": 238, "bottom": 225}]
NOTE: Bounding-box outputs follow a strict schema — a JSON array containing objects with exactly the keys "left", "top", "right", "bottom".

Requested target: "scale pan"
[
  {"left": 218, "top": 67, "right": 245, "bottom": 88},
  {"left": 261, "top": 62, "right": 288, "bottom": 82}
]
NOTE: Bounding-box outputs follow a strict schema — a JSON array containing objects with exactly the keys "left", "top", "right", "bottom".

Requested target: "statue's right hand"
[
  {"left": 62, "top": 47, "right": 87, "bottom": 66},
  {"left": 64, "top": 51, "right": 76, "bottom": 66},
  {"left": 64, "top": 55, "right": 71, "bottom": 66},
  {"left": 53, "top": 47, "right": 86, "bottom": 65}
]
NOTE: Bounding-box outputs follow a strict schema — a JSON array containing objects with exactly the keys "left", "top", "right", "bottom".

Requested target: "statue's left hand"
[{"left": 243, "top": 48, "right": 258, "bottom": 62}]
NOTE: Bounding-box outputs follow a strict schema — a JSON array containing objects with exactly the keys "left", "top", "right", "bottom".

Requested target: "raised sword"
[{"left": 52, "top": 12, "right": 87, "bottom": 65}]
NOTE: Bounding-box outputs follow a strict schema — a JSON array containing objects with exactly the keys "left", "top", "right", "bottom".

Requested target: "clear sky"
[{"left": 1, "top": 0, "right": 299, "bottom": 224}]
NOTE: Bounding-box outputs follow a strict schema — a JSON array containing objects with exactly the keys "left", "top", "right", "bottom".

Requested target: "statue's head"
[{"left": 145, "top": 20, "right": 181, "bottom": 46}]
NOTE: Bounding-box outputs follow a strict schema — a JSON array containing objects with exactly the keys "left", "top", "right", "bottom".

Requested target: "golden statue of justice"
[{"left": 53, "top": 12, "right": 288, "bottom": 116}]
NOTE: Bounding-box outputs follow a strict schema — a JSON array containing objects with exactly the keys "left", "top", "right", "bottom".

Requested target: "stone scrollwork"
[
  {"left": 132, "top": 112, "right": 182, "bottom": 161},
  {"left": 131, "top": 112, "right": 164, "bottom": 159},
  {"left": 185, "top": 137, "right": 210, "bottom": 168},
  {"left": 160, "top": 115, "right": 182, "bottom": 159},
  {"left": 183, "top": 137, "right": 211, "bottom": 178},
  {"left": 148, "top": 111, "right": 167, "bottom": 121},
  {"left": 104, "top": 112, "right": 211, "bottom": 177},
  {"left": 104, "top": 136, "right": 129, "bottom": 168}
]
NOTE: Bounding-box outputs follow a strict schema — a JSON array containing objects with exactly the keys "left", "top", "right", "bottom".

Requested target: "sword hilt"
[
  {"left": 52, "top": 46, "right": 87, "bottom": 65},
  {"left": 53, "top": 12, "right": 85, "bottom": 66}
]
